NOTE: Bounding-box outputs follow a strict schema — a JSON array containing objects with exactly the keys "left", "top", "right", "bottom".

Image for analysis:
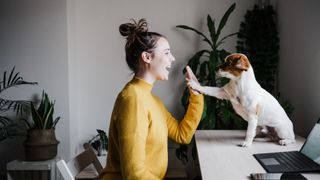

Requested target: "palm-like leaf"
[
  {"left": 0, "top": 67, "right": 37, "bottom": 141},
  {"left": 0, "top": 67, "right": 37, "bottom": 116},
  {"left": 176, "top": 25, "right": 213, "bottom": 48},
  {"left": 0, "top": 67, "right": 37, "bottom": 93},
  {"left": 0, "top": 98, "right": 32, "bottom": 115},
  {"left": 0, "top": 116, "right": 27, "bottom": 141},
  {"left": 0, "top": 116, "right": 10, "bottom": 127}
]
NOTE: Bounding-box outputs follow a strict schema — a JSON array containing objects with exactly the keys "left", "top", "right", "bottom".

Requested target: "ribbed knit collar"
[{"left": 131, "top": 77, "right": 153, "bottom": 92}]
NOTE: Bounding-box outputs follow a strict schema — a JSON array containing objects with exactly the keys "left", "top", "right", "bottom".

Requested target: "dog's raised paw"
[{"left": 187, "top": 80, "right": 199, "bottom": 90}]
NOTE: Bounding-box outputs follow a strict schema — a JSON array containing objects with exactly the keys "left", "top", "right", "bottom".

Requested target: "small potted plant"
[
  {"left": 88, "top": 129, "right": 108, "bottom": 156},
  {"left": 24, "top": 91, "right": 61, "bottom": 161},
  {"left": 86, "top": 129, "right": 108, "bottom": 166}
]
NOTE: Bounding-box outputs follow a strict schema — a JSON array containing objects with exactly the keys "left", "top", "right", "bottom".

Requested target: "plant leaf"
[
  {"left": 181, "top": 87, "right": 189, "bottom": 110},
  {"left": 43, "top": 105, "right": 53, "bottom": 129},
  {"left": 177, "top": 25, "right": 213, "bottom": 48},
  {"left": 0, "top": 116, "right": 10, "bottom": 126},
  {"left": 216, "top": 32, "right": 238, "bottom": 48},
  {"left": 7, "top": 66, "right": 14, "bottom": 88},
  {"left": 52, "top": 117, "right": 60, "bottom": 129},
  {"left": 31, "top": 102, "right": 43, "bottom": 128},
  {"left": 175, "top": 145, "right": 188, "bottom": 164},
  {"left": 0, "top": 98, "right": 31, "bottom": 115},
  {"left": 199, "top": 61, "right": 208, "bottom": 82},
  {"left": 0, "top": 67, "right": 37, "bottom": 93},
  {"left": 183, "top": 50, "right": 210, "bottom": 75},
  {"left": 216, "top": 3, "right": 236, "bottom": 43},
  {"left": 207, "top": 15, "right": 216, "bottom": 46},
  {"left": 3, "top": 71, "right": 6, "bottom": 91}
]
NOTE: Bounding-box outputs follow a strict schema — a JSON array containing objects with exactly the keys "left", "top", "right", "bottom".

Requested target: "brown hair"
[{"left": 119, "top": 18, "right": 164, "bottom": 74}]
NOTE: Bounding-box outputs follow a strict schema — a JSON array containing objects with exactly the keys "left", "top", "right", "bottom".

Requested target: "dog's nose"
[{"left": 215, "top": 66, "right": 220, "bottom": 72}]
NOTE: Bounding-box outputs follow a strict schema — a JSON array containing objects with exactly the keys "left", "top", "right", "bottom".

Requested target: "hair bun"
[{"left": 119, "top": 18, "right": 148, "bottom": 40}]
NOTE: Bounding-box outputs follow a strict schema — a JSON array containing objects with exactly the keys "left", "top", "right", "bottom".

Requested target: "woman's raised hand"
[{"left": 185, "top": 66, "right": 200, "bottom": 95}]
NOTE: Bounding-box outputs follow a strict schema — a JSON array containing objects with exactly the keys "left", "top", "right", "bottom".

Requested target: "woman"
[{"left": 100, "top": 19, "right": 204, "bottom": 180}]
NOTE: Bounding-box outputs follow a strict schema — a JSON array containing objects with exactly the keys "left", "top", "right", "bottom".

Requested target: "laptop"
[{"left": 253, "top": 118, "right": 320, "bottom": 173}]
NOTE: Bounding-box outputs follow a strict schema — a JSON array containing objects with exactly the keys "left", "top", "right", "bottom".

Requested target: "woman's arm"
[
  {"left": 164, "top": 66, "right": 204, "bottom": 144},
  {"left": 165, "top": 91, "right": 204, "bottom": 144},
  {"left": 116, "top": 94, "right": 160, "bottom": 180}
]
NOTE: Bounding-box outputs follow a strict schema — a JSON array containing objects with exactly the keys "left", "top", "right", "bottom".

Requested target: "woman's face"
[{"left": 148, "top": 37, "right": 175, "bottom": 81}]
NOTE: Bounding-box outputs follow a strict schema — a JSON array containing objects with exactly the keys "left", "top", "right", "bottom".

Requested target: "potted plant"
[
  {"left": 24, "top": 91, "right": 61, "bottom": 161},
  {"left": 84, "top": 129, "right": 108, "bottom": 166},
  {"left": 88, "top": 129, "right": 108, "bottom": 156}
]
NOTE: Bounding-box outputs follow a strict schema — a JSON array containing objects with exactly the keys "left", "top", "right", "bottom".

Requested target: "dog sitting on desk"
[{"left": 187, "top": 53, "right": 295, "bottom": 147}]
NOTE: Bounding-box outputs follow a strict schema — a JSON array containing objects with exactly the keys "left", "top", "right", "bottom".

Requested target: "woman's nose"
[{"left": 171, "top": 55, "right": 176, "bottom": 62}]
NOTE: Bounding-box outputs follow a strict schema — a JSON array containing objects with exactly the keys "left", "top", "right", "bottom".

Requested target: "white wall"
[
  {"left": 277, "top": 0, "right": 320, "bottom": 137},
  {"left": 0, "top": 0, "right": 70, "bottom": 175}
]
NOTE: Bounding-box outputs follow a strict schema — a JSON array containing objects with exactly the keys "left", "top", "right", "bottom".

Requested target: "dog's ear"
[{"left": 235, "top": 55, "right": 249, "bottom": 71}]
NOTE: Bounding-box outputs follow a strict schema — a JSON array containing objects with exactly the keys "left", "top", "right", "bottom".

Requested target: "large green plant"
[
  {"left": 237, "top": 4, "right": 278, "bottom": 94},
  {"left": 177, "top": 3, "right": 245, "bottom": 131},
  {"left": 236, "top": 4, "right": 293, "bottom": 116},
  {"left": 26, "top": 91, "right": 60, "bottom": 129},
  {"left": 175, "top": 3, "right": 246, "bottom": 163},
  {"left": 0, "top": 67, "right": 37, "bottom": 141}
]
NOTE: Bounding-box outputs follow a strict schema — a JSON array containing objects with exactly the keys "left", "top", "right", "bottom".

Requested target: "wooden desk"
[{"left": 195, "top": 130, "right": 320, "bottom": 180}]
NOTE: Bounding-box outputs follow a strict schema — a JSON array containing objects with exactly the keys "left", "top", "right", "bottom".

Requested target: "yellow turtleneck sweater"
[{"left": 100, "top": 77, "right": 204, "bottom": 180}]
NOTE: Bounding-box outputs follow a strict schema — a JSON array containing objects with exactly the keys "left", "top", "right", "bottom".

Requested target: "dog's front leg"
[
  {"left": 187, "top": 80, "right": 228, "bottom": 100},
  {"left": 241, "top": 115, "right": 258, "bottom": 147}
]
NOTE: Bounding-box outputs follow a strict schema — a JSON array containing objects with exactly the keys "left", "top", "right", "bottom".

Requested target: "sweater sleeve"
[
  {"left": 116, "top": 93, "right": 160, "bottom": 180},
  {"left": 164, "top": 90, "right": 204, "bottom": 144}
]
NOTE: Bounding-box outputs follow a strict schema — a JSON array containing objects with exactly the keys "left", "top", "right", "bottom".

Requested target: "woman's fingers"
[
  {"left": 186, "top": 66, "right": 199, "bottom": 84},
  {"left": 185, "top": 66, "right": 200, "bottom": 95}
]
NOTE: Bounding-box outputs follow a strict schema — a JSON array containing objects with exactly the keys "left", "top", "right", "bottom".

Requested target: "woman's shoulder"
[{"left": 117, "top": 82, "right": 140, "bottom": 100}]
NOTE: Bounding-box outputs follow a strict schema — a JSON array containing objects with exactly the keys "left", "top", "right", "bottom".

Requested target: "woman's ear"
[{"left": 141, "top": 51, "right": 152, "bottom": 64}]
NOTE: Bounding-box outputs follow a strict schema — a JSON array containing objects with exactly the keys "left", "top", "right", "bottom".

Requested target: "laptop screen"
[{"left": 300, "top": 119, "right": 320, "bottom": 165}]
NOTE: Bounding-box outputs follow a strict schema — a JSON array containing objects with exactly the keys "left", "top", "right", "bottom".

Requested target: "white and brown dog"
[{"left": 188, "top": 53, "right": 295, "bottom": 147}]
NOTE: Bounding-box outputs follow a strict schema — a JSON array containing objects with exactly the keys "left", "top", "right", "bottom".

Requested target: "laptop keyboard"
[{"left": 275, "top": 151, "right": 319, "bottom": 171}]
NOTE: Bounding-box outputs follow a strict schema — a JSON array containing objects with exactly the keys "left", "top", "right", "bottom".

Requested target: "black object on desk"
[{"left": 250, "top": 172, "right": 307, "bottom": 180}]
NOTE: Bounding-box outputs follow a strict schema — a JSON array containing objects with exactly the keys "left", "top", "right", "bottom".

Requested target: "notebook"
[{"left": 254, "top": 118, "right": 320, "bottom": 173}]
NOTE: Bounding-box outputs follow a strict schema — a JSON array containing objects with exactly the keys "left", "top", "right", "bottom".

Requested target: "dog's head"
[{"left": 215, "top": 53, "right": 250, "bottom": 80}]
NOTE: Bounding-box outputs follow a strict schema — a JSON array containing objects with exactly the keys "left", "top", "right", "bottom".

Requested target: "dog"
[{"left": 187, "top": 53, "right": 295, "bottom": 147}]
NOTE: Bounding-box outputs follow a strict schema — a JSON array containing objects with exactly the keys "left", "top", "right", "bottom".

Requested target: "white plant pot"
[{"left": 98, "top": 154, "right": 107, "bottom": 167}]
